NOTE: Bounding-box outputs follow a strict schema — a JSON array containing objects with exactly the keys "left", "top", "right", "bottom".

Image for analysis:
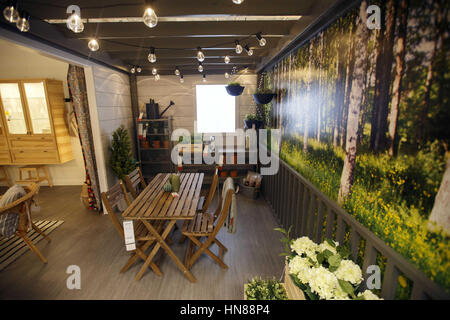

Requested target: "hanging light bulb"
[
  {"left": 130, "top": 67, "right": 136, "bottom": 74},
  {"left": 180, "top": 75, "right": 184, "bottom": 83},
  {"left": 224, "top": 55, "right": 231, "bottom": 64},
  {"left": 256, "top": 32, "right": 266, "bottom": 47},
  {"left": 244, "top": 45, "right": 254, "bottom": 56},
  {"left": 148, "top": 47, "right": 156, "bottom": 63},
  {"left": 152, "top": 67, "right": 157, "bottom": 75},
  {"left": 66, "top": 11, "right": 84, "bottom": 33},
  {"left": 174, "top": 67, "right": 180, "bottom": 76},
  {"left": 232, "top": 0, "right": 244, "bottom": 4},
  {"left": 225, "top": 72, "right": 230, "bottom": 79},
  {"left": 16, "top": 11, "right": 30, "bottom": 32},
  {"left": 143, "top": 7, "right": 158, "bottom": 28},
  {"left": 235, "top": 40, "right": 243, "bottom": 54},
  {"left": 3, "top": 0, "right": 19, "bottom": 23},
  {"left": 155, "top": 74, "right": 160, "bottom": 81},
  {"left": 202, "top": 74, "right": 207, "bottom": 82},
  {"left": 88, "top": 39, "right": 99, "bottom": 51},
  {"left": 196, "top": 47, "right": 205, "bottom": 62},
  {"left": 198, "top": 62, "right": 203, "bottom": 73},
  {"left": 136, "top": 66, "right": 142, "bottom": 73}
]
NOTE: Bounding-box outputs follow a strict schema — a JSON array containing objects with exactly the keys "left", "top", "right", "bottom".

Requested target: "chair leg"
[
  {"left": 213, "top": 238, "right": 228, "bottom": 252},
  {"left": 31, "top": 223, "right": 51, "bottom": 242},
  {"left": 188, "top": 235, "right": 228, "bottom": 270},
  {"left": 184, "top": 239, "right": 194, "bottom": 268},
  {"left": 42, "top": 166, "right": 53, "bottom": 187},
  {"left": 178, "top": 234, "right": 187, "bottom": 244},
  {"left": 19, "top": 233, "right": 47, "bottom": 263}
]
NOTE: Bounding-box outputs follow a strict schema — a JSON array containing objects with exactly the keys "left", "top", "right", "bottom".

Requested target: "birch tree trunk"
[
  {"left": 304, "top": 43, "right": 313, "bottom": 152},
  {"left": 388, "top": 0, "right": 409, "bottom": 157},
  {"left": 429, "top": 157, "right": 450, "bottom": 235},
  {"left": 338, "top": 0, "right": 370, "bottom": 204}
]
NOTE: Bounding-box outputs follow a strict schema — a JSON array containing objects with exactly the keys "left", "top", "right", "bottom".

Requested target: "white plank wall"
[{"left": 137, "top": 74, "right": 257, "bottom": 133}]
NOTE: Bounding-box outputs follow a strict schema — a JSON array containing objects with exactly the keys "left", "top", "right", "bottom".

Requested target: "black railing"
[{"left": 261, "top": 157, "right": 449, "bottom": 300}]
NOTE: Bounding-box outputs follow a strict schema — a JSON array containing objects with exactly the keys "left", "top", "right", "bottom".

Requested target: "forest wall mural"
[{"left": 260, "top": 0, "right": 449, "bottom": 292}]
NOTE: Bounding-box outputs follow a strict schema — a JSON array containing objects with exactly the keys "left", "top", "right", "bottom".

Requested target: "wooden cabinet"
[{"left": 0, "top": 79, "right": 73, "bottom": 165}]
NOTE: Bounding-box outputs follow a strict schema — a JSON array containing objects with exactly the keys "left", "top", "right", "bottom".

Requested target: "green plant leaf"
[
  {"left": 328, "top": 254, "right": 342, "bottom": 267},
  {"left": 338, "top": 279, "right": 356, "bottom": 299}
]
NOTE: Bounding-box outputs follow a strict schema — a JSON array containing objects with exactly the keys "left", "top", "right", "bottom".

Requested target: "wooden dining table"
[{"left": 122, "top": 172, "right": 204, "bottom": 282}]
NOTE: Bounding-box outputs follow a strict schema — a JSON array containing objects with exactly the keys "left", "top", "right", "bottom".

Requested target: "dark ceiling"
[{"left": 0, "top": 0, "right": 338, "bottom": 75}]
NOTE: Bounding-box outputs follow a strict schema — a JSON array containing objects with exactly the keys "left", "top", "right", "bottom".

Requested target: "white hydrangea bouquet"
[{"left": 276, "top": 227, "right": 382, "bottom": 300}]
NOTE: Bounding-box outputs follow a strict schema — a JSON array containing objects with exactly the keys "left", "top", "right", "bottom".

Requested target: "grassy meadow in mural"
[{"left": 261, "top": 0, "right": 449, "bottom": 291}]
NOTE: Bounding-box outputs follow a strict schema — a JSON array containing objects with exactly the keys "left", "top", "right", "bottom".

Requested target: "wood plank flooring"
[{"left": 0, "top": 186, "right": 284, "bottom": 300}]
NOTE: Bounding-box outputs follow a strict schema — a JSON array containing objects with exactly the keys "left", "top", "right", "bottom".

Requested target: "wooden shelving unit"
[{"left": 136, "top": 116, "right": 174, "bottom": 178}]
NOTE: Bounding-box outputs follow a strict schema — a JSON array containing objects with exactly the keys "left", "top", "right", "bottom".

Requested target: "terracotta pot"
[
  {"left": 142, "top": 140, "right": 150, "bottom": 149},
  {"left": 152, "top": 140, "right": 161, "bottom": 148},
  {"left": 162, "top": 140, "right": 170, "bottom": 149},
  {"left": 230, "top": 170, "right": 238, "bottom": 177},
  {"left": 220, "top": 170, "right": 228, "bottom": 177}
]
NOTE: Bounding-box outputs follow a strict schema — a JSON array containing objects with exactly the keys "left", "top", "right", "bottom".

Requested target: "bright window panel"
[
  {"left": 0, "top": 83, "right": 27, "bottom": 134},
  {"left": 196, "top": 85, "right": 235, "bottom": 133},
  {"left": 23, "top": 82, "right": 52, "bottom": 134}
]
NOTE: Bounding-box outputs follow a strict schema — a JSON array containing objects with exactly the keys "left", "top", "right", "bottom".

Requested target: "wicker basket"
[{"left": 284, "top": 260, "right": 306, "bottom": 300}]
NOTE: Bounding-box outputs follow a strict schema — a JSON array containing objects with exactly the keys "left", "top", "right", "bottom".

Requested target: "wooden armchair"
[{"left": 0, "top": 183, "right": 51, "bottom": 263}]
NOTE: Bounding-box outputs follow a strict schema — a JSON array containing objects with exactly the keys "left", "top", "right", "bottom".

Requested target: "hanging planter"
[
  {"left": 226, "top": 82, "right": 245, "bottom": 96},
  {"left": 253, "top": 93, "right": 276, "bottom": 105},
  {"left": 253, "top": 88, "right": 276, "bottom": 104},
  {"left": 243, "top": 114, "right": 264, "bottom": 129}
]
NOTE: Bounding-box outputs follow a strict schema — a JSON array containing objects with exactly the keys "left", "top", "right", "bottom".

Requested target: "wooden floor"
[{"left": 0, "top": 186, "right": 284, "bottom": 300}]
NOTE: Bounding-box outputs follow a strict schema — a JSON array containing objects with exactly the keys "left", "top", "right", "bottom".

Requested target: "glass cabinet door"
[
  {"left": 0, "top": 83, "right": 28, "bottom": 135},
  {"left": 23, "top": 82, "right": 52, "bottom": 134}
]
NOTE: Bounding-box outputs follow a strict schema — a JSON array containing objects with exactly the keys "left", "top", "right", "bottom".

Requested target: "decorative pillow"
[{"left": 0, "top": 185, "right": 27, "bottom": 238}]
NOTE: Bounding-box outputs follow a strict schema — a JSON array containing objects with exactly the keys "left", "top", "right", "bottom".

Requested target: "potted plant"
[
  {"left": 110, "top": 125, "right": 136, "bottom": 179},
  {"left": 226, "top": 82, "right": 245, "bottom": 96},
  {"left": 276, "top": 228, "right": 383, "bottom": 300},
  {"left": 244, "top": 113, "right": 264, "bottom": 129},
  {"left": 244, "top": 277, "right": 288, "bottom": 300},
  {"left": 253, "top": 88, "right": 276, "bottom": 105}
]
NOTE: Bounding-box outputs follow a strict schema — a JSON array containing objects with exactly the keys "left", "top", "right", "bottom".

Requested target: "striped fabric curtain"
[{"left": 67, "top": 65, "right": 101, "bottom": 211}]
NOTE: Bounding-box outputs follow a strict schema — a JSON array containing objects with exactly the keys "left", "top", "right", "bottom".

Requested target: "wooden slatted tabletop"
[{"left": 122, "top": 173, "right": 204, "bottom": 220}]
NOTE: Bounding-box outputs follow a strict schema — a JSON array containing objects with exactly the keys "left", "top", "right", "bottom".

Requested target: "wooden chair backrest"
[
  {"left": 101, "top": 181, "right": 131, "bottom": 240},
  {"left": 0, "top": 183, "right": 40, "bottom": 233},
  {"left": 123, "top": 167, "right": 147, "bottom": 199},
  {"left": 202, "top": 169, "right": 219, "bottom": 214},
  {"left": 211, "top": 187, "right": 233, "bottom": 237}
]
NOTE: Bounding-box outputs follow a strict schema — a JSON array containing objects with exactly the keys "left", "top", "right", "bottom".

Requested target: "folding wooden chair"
[
  {"left": 0, "top": 183, "right": 51, "bottom": 263},
  {"left": 197, "top": 168, "right": 219, "bottom": 214},
  {"left": 181, "top": 183, "right": 233, "bottom": 270},
  {"left": 101, "top": 181, "right": 165, "bottom": 276},
  {"left": 123, "top": 167, "right": 147, "bottom": 199}
]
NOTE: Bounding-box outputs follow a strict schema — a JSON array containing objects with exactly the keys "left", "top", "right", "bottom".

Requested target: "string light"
[
  {"left": 232, "top": 0, "right": 244, "bottom": 4},
  {"left": 235, "top": 40, "right": 243, "bottom": 54},
  {"left": 224, "top": 55, "right": 231, "bottom": 64},
  {"left": 136, "top": 66, "right": 142, "bottom": 73},
  {"left": 143, "top": 7, "right": 158, "bottom": 28},
  {"left": 202, "top": 74, "right": 207, "bottom": 82},
  {"left": 130, "top": 67, "right": 136, "bottom": 74},
  {"left": 152, "top": 67, "right": 157, "bottom": 75},
  {"left": 174, "top": 67, "right": 180, "bottom": 76},
  {"left": 180, "top": 75, "right": 184, "bottom": 83},
  {"left": 256, "top": 32, "right": 266, "bottom": 46},
  {"left": 16, "top": 10, "right": 30, "bottom": 32},
  {"left": 244, "top": 44, "right": 254, "bottom": 56},
  {"left": 66, "top": 9, "right": 84, "bottom": 33},
  {"left": 154, "top": 74, "right": 160, "bottom": 81},
  {"left": 148, "top": 47, "right": 156, "bottom": 63},
  {"left": 3, "top": 0, "right": 19, "bottom": 23},
  {"left": 197, "top": 47, "right": 205, "bottom": 62},
  {"left": 225, "top": 72, "right": 230, "bottom": 79},
  {"left": 198, "top": 62, "right": 203, "bottom": 73},
  {"left": 88, "top": 39, "right": 99, "bottom": 51}
]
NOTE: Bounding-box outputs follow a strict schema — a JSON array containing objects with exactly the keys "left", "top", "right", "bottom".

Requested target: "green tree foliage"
[{"left": 110, "top": 125, "right": 135, "bottom": 179}]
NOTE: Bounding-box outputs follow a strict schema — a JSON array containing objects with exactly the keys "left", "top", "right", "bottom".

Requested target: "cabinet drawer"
[
  {"left": 0, "top": 150, "right": 11, "bottom": 164},
  {"left": 9, "top": 136, "right": 56, "bottom": 149},
  {"left": 11, "top": 149, "right": 59, "bottom": 164},
  {"left": 0, "top": 137, "right": 7, "bottom": 149}
]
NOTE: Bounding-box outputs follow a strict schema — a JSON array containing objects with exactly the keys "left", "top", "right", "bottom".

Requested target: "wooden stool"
[
  {"left": 16, "top": 165, "right": 53, "bottom": 187},
  {"left": 0, "top": 166, "right": 12, "bottom": 187}
]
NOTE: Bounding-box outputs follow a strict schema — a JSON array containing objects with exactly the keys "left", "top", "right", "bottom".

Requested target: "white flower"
[
  {"left": 291, "top": 236, "right": 318, "bottom": 257},
  {"left": 357, "top": 290, "right": 383, "bottom": 300},
  {"left": 334, "top": 260, "right": 363, "bottom": 285},
  {"left": 307, "top": 266, "right": 340, "bottom": 300},
  {"left": 289, "top": 256, "right": 312, "bottom": 283},
  {"left": 332, "top": 286, "right": 351, "bottom": 300},
  {"left": 318, "top": 241, "right": 337, "bottom": 254}
]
